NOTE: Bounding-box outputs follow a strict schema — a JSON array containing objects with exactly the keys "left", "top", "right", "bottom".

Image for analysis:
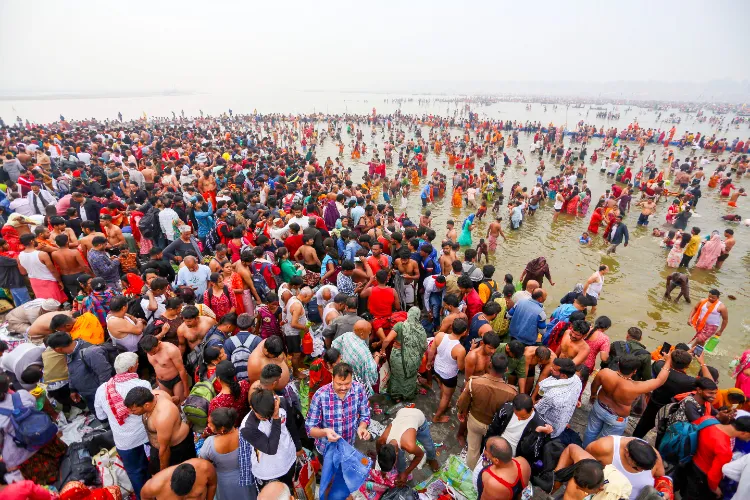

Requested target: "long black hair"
[{"left": 215, "top": 360, "right": 241, "bottom": 399}]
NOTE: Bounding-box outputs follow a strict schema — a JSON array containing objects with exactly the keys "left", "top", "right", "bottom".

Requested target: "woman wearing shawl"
[
  {"left": 587, "top": 202, "right": 605, "bottom": 234},
  {"left": 520, "top": 256, "right": 554, "bottom": 288},
  {"left": 565, "top": 187, "right": 580, "bottom": 215},
  {"left": 577, "top": 189, "right": 592, "bottom": 217},
  {"left": 389, "top": 307, "right": 428, "bottom": 401},
  {"left": 734, "top": 349, "right": 750, "bottom": 397},
  {"left": 451, "top": 184, "right": 464, "bottom": 208},
  {"left": 457, "top": 213, "right": 475, "bottom": 247},
  {"left": 322, "top": 193, "right": 340, "bottom": 230},
  {"left": 695, "top": 231, "right": 724, "bottom": 269},
  {"left": 1, "top": 213, "right": 33, "bottom": 253}
]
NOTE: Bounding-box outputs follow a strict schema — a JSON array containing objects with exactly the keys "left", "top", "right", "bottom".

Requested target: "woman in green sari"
[{"left": 389, "top": 306, "right": 428, "bottom": 401}]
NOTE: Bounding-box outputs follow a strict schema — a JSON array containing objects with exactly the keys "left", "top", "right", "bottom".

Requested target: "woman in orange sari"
[{"left": 452, "top": 185, "right": 464, "bottom": 208}]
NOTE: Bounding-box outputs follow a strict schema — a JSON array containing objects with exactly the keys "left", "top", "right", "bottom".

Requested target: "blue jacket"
[
  {"left": 610, "top": 223, "right": 629, "bottom": 245},
  {"left": 67, "top": 340, "right": 113, "bottom": 397},
  {"left": 508, "top": 299, "right": 547, "bottom": 345}
]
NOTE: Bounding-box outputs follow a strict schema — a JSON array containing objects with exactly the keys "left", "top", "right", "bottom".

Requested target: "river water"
[{"left": 2, "top": 91, "right": 749, "bottom": 383}]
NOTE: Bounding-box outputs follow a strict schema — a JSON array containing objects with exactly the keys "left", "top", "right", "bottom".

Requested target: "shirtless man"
[
  {"left": 438, "top": 242, "right": 455, "bottom": 277},
  {"left": 635, "top": 196, "right": 657, "bottom": 226},
  {"left": 124, "top": 387, "right": 196, "bottom": 474},
  {"left": 140, "top": 335, "right": 189, "bottom": 404},
  {"left": 51, "top": 234, "right": 92, "bottom": 299},
  {"left": 49, "top": 216, "right": 78, "bottom": 248},
  {"left": 246, "top": 336, "right": 291, "bottom": 389},
  {"left": 177, "top": 306, "right": 217, "bottom": 350},
  {"left": 141, "top": 161, "right": 156, "bottom": 188},
  {"left": 28, "top": 310, "right": 74, "bottom": 341},
  {"left": 522, "top": 345, "right": 556, "bottom": 394},
  {"left": 464, "top": 331, "right": 501, "bottom": 380},
  {"left": 476, "top": 437, "right": 531, "bottom": 500},
  {"left": 582, "top": 354, "right": 671, "bottom": 447},
  {"left": 445, "top": 220, "right": 457, "bottom": 243},
  {"left": 557, "top": 320, "right": 591, "bottom": 367},
  {"left": 234, "top": 252, "right": 263, "bottom": 304},
  {"left": 100, "top": 214, "right": 126, "bottom": 249},
  {"left": 294, "top": 234, "right": 321, "bottom": 272},
  {"left": 586, "top": 436, "right": 664, "bottom": 499},
  {"left": 140, "top": 459, "right": 217, "bottom": 500},
  {"left": 78, "top": 221, "right": 105, "bottom": 259},
  {"left": 394, "top": 248, "right": 419, "bottom": 308},
  {"left": 716, "top": 228, "right": 735, "bottom": 269},
  {"left": 486, "top": 216, "right": 507, "bottom": 252},
  {"left": 198, "top": 170, "right": 217, "bottom": 205}
]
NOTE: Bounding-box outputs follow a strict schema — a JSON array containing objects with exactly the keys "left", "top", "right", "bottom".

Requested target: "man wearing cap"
[
  {"left": 26, "top": 181, "right": 56, "bottom": 216},
  {"left": 5, "top": 298, "right": 61, "bottom": 336},
  {"left": 533, "top": 358, "right": 582, "bottom": 438},
  {"left": 94, "top": 352, "right": 152, "bottom": 498}
]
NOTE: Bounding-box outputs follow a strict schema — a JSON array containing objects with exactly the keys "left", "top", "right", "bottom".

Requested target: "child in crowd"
[{"left": 579, "top": 232, "right": 591, "bottom": 245}]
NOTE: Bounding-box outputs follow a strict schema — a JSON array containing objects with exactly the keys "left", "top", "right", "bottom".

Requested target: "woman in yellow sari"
[{"left": 410, "top": 169, "right": 419, "bottom": 186}]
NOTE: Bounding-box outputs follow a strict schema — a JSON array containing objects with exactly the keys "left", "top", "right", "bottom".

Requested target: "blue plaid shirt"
[
  {"left": 305, "top": 381, "right": 370, "bottom": 454},
  {"left": 238, "top": 432, "right": 255, "bottom": 486}
]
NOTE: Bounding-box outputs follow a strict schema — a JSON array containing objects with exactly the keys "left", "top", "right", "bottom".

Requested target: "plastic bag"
[
  {"left": 294, "top": 452, "right": 320, "bottom": 500},
  {"left": 94, "top": 447, "right": 133, "bottom": 498},
  {"left": 378, "top": 361, "right": 391, "bottom": 394},
  {"left": 415, "top": 455, "right": 477, "bottom": 500}
]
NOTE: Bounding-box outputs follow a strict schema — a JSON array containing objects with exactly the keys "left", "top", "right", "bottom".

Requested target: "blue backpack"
[
  {"left": 658, "top": 417, "right": 718, "bottom": 465},
  {"left": 0, "top": 392, "right": 58, "bottom": 450}
]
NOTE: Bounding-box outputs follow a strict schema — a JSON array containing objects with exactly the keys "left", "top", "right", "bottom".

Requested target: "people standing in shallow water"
[{"left": 458, "top": 213, "right": 475, "bottom": 247}]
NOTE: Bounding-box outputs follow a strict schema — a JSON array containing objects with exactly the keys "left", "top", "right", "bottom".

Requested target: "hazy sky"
[{"left": 2, "top": 0, "right": 749, "bottom": 94}]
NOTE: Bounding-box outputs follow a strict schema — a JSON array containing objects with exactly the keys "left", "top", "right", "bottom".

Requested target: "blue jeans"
[
  {"left": 10, "top": 287, "right": 30, "bottom": 307},
  {"left": 583, "top": 399, "right": 629, "bottom": 448},
  {"left": 118, "top": 444, "right": 150, "bottom": 499},
  {"left": 396, "top": 421, "right": 437, "bottom": 473},
  {"left": 428, "top": 292, "right": 443, "bottom": 334}
]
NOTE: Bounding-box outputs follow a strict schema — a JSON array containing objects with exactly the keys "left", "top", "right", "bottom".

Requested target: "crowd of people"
[{"left": 0, "top": 109, "right": 746, "bottom": 500}]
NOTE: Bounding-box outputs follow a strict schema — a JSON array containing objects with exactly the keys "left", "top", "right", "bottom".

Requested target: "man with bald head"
[
  {"left": 477, "top": 437, "right": 531, "bottom": 500},
  {"left": 175, "top": 255, "right": 211, "bottom": 299},
  {"left": 512, "top": 280, "right": 539, "bottom": 304},
  {"left": 507, "top": 288, "right": 547, "bottom": 346},
  {"left": 332, "top": 319, "right": 381, "bottom": 397},
  {"left": 315, "top": 283, "right": 338, "bottom": 320},
  {"left": 284, "top": 286, "right": 313, "bottom": 379}
]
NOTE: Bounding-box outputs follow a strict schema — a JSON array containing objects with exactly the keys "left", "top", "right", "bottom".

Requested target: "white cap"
[
  {"left": 42, "top": 299, "right": 61, "bottom": 311},
  {"left": 114, "top": 352, "right": 139, "bottom": 374}
]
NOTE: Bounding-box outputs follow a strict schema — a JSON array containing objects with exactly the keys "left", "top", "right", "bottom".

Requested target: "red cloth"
[
  {"left": 692, "top": 419, "right": 732, "bottom": 490},
  {"left": 284, "top": 234, "right": 304, "bottom": 259},
  {"left": 129, "top": 211, "right": 144, "bottom": 243},
  {"left": 464, "top": 289, "right": 483, "bottom": 320},
  {"left": 1, "top": 480, "right": 56, "bottom": 500},
  {"left": 368, "top": 285, "right": 395, "bottom": 319},
  {"left": 106, "top": 372, "right": 139, "bottom": 425}
]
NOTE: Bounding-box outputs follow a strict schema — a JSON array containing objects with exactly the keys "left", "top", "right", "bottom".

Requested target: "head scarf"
[
  {"left": 395, "top": 306, "right": 428, "bottom": 373},
  {"left": 525, "top": 257, "right": 548, "bottom": 276},
  {"left": 572, "top": 283, "right": 584, "bottom": 295},
  {"left": 463, "top": 213, "right": 476, "bottom": 229}
]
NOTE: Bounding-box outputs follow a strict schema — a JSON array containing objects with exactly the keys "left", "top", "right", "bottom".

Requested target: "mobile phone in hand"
[
  {"left": 693, "top": 345, "right": 704, "bottom": 357},
  {"left": 660, "top": 342, "right": 671, "bottom": 355}
]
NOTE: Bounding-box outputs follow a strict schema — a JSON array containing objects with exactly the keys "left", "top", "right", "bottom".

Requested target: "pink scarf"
[{"left": 106, "top": 373, "right": 139, "bottom": 425}]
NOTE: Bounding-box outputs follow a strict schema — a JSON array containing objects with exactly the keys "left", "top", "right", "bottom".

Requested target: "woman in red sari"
[
  {"left": 222, "top": 261, "right": 245, "bottom": 315},
  {"left": 602, "top": 207, "right": 621, "bottom": 241},
  {"left": 564, "top": 188, "right": 580, "bottom": 215},
  {"left": 588, "top": 202, "right": 605, "bottom": 234}
]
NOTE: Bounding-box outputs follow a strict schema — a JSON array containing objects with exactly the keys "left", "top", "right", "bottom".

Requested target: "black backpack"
[
  {"left": 480, "top": 279, "right": 499, "bottom": 298},
  {"left": 138, "top": 208, "right": 161, "bottom": 240},
  {"left": 186, "top": 326, "right": 227, "bottom": 376},
  {"left": 81, "top": 343, "right": 124, "bottom": 379},
  {"left": 607, "top": 340, "right": 650, "bottom": 380}
]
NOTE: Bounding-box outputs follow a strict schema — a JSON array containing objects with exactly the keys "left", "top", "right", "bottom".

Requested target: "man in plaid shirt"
[{"left": 305, "top": 363, "right": 371, "bottom": 455}]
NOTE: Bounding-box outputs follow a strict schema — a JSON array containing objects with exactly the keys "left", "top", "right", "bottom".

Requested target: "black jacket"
[
  {"left": 485, "top": 401, "right": 550, "bottom": 470},
  {"left": 72, "top": 199, "right": 102, "bottom": 225},
  {"left": 144, "top": 258, "right": 176, "bottom": 283},
  {"left": 0, "top": 255, "right": 26, "bottom": 289}
]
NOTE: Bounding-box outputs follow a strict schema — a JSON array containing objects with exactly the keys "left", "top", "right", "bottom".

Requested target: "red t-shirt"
[
  {"left": 284, "top": 234, "right": 304, "bottom": 259},
  {"left": 693, "top": 419, "right": 732, "bottom": 490},
  {"left": 464, "top": 289, "right": 483, "bottom": 321},
  {"left": 368, "top": 285, "right": 395, "bottom": 319}
]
